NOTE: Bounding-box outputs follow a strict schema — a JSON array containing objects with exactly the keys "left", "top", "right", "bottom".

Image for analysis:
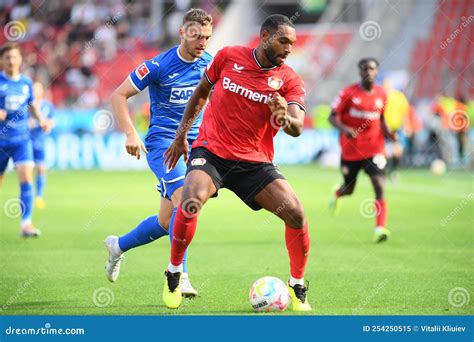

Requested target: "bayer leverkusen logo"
[{"left": 268, "top": 77, "right": 283, "bottom": 90}]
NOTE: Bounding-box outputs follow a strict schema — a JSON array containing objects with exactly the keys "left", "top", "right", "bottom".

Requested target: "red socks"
[
  {"left": 170, "top": 204, "right": 198, "bottom": 266},
  {"left": 375, "top": 199, "right": 387, "bottom": 227},
  {"left": 285, "top": 223, "right": 310, "bottom": 279}
]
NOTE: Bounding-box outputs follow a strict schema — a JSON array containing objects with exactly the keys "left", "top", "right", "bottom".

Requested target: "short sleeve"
[
  {"left": 129, "top": 58, "right": 160, "bottom": 92},
  {"left": 284, "top": 75, "right": 306, "bottom": 112},
  {"left": 331, "top": 88, "right": 348, "bottom": 115},
  {"left": 203, "top": 47, "right": 227, "bottom": 85}
]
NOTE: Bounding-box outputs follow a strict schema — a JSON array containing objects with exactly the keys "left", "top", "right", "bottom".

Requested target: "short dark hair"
[
  {"left": 358, "top": 57, "right": 379, "bottom": 68},
  {"left": 0, "top": 42, "right": 21, "bottom": 57},
  {"left": 260, "top": 14, "right": 295, "bottom": 34},
  {"left": 182, "top": 8, "right": 212, "bottom": 26}
]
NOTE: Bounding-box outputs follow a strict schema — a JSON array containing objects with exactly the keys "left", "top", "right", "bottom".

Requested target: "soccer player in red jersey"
[
  {"left": 328, "top": 58, "right": 397, "bottom": 243},
  {"left": 162, "top": 14, "right": 311, "bottom": 311}
]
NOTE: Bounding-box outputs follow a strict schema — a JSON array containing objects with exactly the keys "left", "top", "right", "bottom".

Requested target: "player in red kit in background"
[
  {"left": 162, "top": 14, "right": 312, "bottom": 311},
  {"left": 329, "top": 58, "right": 397, "bottom": 243}
]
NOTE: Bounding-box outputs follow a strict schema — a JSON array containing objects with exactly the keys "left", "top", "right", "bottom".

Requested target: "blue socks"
[
  {"left": 20, "top": 182, "right": 33, "bottom": 225},
  {"left": 169, "top": 207, "right": 188, "bottom": 273},
  {"left": 118, "top": 215, "right": 168, "bottom": 252},
  {"left": 117, "top": 209, "right": 189, "bottom": 274},
  {"left": 36, "top": 173, "right": 46, "bottom": 197}
]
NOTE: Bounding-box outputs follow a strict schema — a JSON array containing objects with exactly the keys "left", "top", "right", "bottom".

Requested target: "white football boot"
[
  {"left": 181, "top": 272, "right": 198, "bottom": 298},
  {"left": 104, "top": 235, "right": 125, "bottom": 282}
]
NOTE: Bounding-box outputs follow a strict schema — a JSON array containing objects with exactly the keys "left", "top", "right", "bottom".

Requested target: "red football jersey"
[
  {"left": 193, "top": 46, "right": 306, "bottom": 163},
  {"left": 331, "top": 83, "right": 387, "bottom": 161}
]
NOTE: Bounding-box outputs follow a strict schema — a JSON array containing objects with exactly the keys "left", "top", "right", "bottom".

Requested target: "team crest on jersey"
[
  {"left": 22, "top": 85, "right": 29, "bottom": 94},
  {"left": 268, "top": 76, "right": 283, "bottom": 90},
  {"left": 352, "top": 97, "right": 361, "bottom": 105},
  {"left": 191, "top": 158, "right": 206, "bottom": 166},
  {"left": 135, "top": 63, "right": 150, "bottom": 80},
  {"left": 375, "top": 98, "right": 384, "bottom": 109}
]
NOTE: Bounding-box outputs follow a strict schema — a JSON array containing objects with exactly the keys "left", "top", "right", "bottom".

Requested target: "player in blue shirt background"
[
  {"left": 104, "top": 8, "right": 213, "bottom": 297},
  {"left": 0, "top": 43, "right": 50, "bottom": 237},
  {"left": 29, "top": 82, "right": 55, "bottom": 209}
]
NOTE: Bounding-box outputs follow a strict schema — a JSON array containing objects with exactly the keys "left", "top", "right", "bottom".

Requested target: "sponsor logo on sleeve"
[{"left": 135, "top": 63, "right": 150, "bottom": 80}]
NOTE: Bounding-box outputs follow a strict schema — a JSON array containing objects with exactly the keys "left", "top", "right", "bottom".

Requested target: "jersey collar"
[
  {"left": 2, "top": 71, "right": 21, "bottom": 81},
  {"left": 176, "top": 46, "right": 198, "bottom": 64},
  {"left": 252, "top": 49, "right": 277, "bottom": 71}
]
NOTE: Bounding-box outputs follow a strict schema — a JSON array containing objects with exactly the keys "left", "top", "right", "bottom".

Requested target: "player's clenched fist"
[
  {"left": 0, "top": 109, "right": 7, "bottom": 121},
  {"left": 268, "top": 93, "right": 289, "bottom": 126},
  {"left": 164, "top": 137, "right": 189, "bottom": 170},
  {"left": 268, "top": 93, "right": 288, "bottom": 113},
  {"left": 125, "top": 132, "right": 148, "bottom": 160}
]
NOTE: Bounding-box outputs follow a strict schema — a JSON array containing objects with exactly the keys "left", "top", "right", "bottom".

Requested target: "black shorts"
[
  {"left": 341, "top": 154, "right": 386, "bottom": 185},
  {"left": 186, "top": 147, "right": 285, "bottom": 210}
]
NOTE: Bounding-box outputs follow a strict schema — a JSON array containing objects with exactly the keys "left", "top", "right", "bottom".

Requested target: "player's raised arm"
[
  {"left": 111, "top": 78, "right": 148, "bottom": 160},
  {"left": 268, "top": 93, "right": 304, "bottom": 137},
  {"left": 164, "top": 75, "right": 212, "bottom": 169}
]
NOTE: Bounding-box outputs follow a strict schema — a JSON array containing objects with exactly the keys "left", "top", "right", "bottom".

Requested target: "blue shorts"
[
  {"left": 0, "top": 140, "right": 34, "bottom": 174},
  {"left": 146, "top": 140, "right": 191, "bottom": 200},
  {"left": 32, "top": 138, "right": 46, "bottom": 165}
]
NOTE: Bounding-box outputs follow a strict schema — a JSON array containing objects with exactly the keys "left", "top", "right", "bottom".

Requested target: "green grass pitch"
[{"left": 0, "top": 165, "right": 472, "bottom": 315}]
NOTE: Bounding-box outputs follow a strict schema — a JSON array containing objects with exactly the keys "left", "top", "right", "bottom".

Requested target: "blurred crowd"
[{"left": 0, "top": 0, "right": 223, "bottom": 108}]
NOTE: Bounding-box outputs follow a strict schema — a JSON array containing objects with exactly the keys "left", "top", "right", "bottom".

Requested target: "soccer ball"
[
  {"left": 430, "top": 159, "right": 446, "bottom": 176},
  {"left": 249, "top": 276, "right": 290, "bottom": 312}
]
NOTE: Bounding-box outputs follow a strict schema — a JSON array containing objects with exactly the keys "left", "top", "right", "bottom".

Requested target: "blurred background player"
[
  {"left": 103, "top": 8, "right": 213, "bottom": 298},
  {"left": 29, "top": 81, "right": 55, "bottom": 209},
  {"left": 328, "top": 58, "right": 396, "bottom": 243},
  {"left": 0, "top": 43, "right": 49, "bottom": 237},
  {"left": 383, "top": 78, "right": 409, "bottom": 182},
  {"left": 163, "top": 14, "right": 311, "bottom": 311}
]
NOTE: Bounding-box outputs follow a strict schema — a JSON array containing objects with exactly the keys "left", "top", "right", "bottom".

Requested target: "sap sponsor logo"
[
  {"left": 170, "top": 86, "right": 196, "bottom": 104},
  {"left": 222, "top": 77, "right": 272, "bottom": 104},
  {"left": 135, "top": 63, "right": 150, "bottom": 80}
]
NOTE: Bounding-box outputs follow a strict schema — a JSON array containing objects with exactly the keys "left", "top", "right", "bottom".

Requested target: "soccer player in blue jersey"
[
  {"left": 29, "top": 82, "right": 55, "bottom": 209},
  {"left": 0, "top": 43, "right": 49, "bottom": 237},
  {"left": 104, "top": 8, "right": 213, "bottom": 297}
]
